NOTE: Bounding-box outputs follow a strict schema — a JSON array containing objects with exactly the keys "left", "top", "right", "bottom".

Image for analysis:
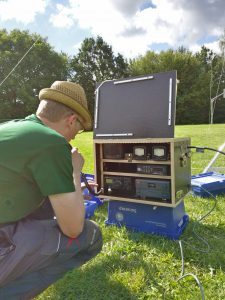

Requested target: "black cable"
[{"left": 188, "top": 146, "right": 225, "bottom": 156}]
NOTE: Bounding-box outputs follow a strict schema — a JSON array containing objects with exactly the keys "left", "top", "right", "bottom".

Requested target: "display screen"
[
  {"left": 135, "top": 147, "right": 145, "bottom": 156},
  {"left": 153, "top": 147, "right": 165, "bottom": 157}
]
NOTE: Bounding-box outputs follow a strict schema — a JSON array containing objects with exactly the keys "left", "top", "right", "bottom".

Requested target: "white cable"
[
  {"left": 177, "top": 272, "right": 205, "bottom": 300},
  {"left": 181, "top": 185, "right": 217, "bottom": 253},
  {"left": 0, "top": 36, "right": 40, "bottom": 88},
  {"left": 175, "top": 183, "right": 220, "bottom": 299},
  {"left": 178, "top": 240, "right": 205, "bottom": 300},
  {"left": 178, "top": 240, "right": 185, "bottom": 276}
]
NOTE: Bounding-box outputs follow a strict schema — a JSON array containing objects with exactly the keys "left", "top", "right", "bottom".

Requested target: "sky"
[{"left": 0, "top": 0, "right": 225, "bottom": 59}]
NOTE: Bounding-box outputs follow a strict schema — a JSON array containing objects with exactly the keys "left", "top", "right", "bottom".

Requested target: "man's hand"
[
  {"left": 81, "top": 180, "right": 99, "bottom": 200},
  {"left": 71, "top": 147, "right": 84, "bottom": 174}
]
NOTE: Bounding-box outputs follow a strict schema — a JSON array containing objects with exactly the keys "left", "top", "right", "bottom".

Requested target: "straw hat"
[{"left": 39, "top": 81, "right": 92, "bottom": 130}]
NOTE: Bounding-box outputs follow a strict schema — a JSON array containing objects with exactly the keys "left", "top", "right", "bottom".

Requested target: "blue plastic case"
[
  {"left": 81, "top": 173, "right": 103, "bottom": 218},
  {"left": 191, "top": 172, "right": 225, "bottom": 197},
  {"left": 105, "top": 200, "right": 188, "bottom": 240}
]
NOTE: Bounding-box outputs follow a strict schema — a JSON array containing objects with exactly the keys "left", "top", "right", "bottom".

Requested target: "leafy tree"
[
  {"left": 129, "top": 47, "right": 218, "bottom": 124},
  {"left": 0, "top": 29, "right": 69, "bottom": 119},
  {"left": 70, "top": 36, "right": 129, "bottom": 120},
  {"left": 128, "top": 50, "right": 161, "bottom": 75}
]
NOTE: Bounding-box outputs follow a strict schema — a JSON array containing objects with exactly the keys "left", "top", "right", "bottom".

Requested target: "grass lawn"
[{"left": 36, "top": 124, "right": 225, "bottom": 300}]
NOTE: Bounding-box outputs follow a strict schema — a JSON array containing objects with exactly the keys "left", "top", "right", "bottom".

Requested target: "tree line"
[{"left": 0, "top": 29, "right": 225, "bottom": 125}]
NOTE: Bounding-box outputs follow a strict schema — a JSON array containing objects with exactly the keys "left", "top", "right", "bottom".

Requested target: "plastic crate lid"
[{"left": 191, "top": 172, "right": 225, "bottom": 186}]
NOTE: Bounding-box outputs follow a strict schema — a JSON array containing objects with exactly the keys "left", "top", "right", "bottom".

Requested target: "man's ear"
[{"left": 67, "top": 113, "right": 77, "bottom": 125}]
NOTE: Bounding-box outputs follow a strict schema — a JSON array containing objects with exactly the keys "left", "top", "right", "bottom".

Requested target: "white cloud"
[
  {"left": 190, "top": 40, "right": 221, "bottom": 55},
  {"left": 48, "top": 0, "right": 225, "bottom": 58},
  {"left": 0, "top": 0, "right": 46, "bottom": 24},
  {"left": 2, "top": 0, "right": 223, "bottom": 58},
  {"left": 49, "top": 4, "right": 74, "bottom": 28}
]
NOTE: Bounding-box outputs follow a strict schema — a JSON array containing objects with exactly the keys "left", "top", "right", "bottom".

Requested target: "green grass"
[{"left": 36, "top": 124, "right": 225, "bottom": 300}]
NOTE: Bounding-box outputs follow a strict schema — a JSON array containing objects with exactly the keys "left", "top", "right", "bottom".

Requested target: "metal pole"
[
  {"left": 210, "top": 90, "right": 225, "bottom": 124},
  {"left": 210, "top": 100, "right": 213, "bottom": 124}
]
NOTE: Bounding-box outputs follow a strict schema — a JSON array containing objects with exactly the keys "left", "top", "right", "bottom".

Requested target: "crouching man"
[{"left": 0, "top": 81, "right": 102, "bottom": 299}]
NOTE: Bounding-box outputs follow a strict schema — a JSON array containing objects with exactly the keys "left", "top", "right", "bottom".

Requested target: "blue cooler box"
[
  {"left": 191, "top": 172, "right": 225, "bottom": 198},
  {"left": 105, "top": 200, "right": 189, "bottom": 239}
]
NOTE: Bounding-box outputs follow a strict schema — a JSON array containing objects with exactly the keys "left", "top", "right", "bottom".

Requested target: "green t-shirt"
[{"left": 0, "top": 114, "right": 75, "bottom": 223}]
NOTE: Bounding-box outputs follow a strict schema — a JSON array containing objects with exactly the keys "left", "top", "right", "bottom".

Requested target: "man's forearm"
[{"left": 73, "top": 171, "right": 85, "bottom": 221}]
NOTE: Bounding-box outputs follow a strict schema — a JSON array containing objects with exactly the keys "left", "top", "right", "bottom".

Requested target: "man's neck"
[{"left": 37, "top": 115, "right": 67, "bottom": 139}]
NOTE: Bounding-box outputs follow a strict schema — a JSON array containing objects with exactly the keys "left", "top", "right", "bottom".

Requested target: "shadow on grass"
[
  {"left": 38, "top": 200, "right": 225, "bottom": 300},
  {"left": 42, "top": 253, "right": 165, "bottom": 300},
  {"left": 37, "top": 219, "right": 225, "bottom": 300}
]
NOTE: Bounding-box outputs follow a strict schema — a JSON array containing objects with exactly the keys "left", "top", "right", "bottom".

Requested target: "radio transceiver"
[
  {"left": 104, "top": 176, "right": 135, "bottom": 196},
  {"left": 136, "top": 164, "right": 169, "bottom": 175},
  {"left": 135, "top": 179, "right": 171, "bottom": 202}
]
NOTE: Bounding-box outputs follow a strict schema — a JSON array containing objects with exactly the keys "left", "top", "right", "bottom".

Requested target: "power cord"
[
  {"left": 188, "top": 145, "right": 225, "bottom": 156},
  {"left": 178, "top": 240, "right": 205, "bottom": 300},
  {"left": 177, "top": 185, "right": 218, "bottom": 300}
]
